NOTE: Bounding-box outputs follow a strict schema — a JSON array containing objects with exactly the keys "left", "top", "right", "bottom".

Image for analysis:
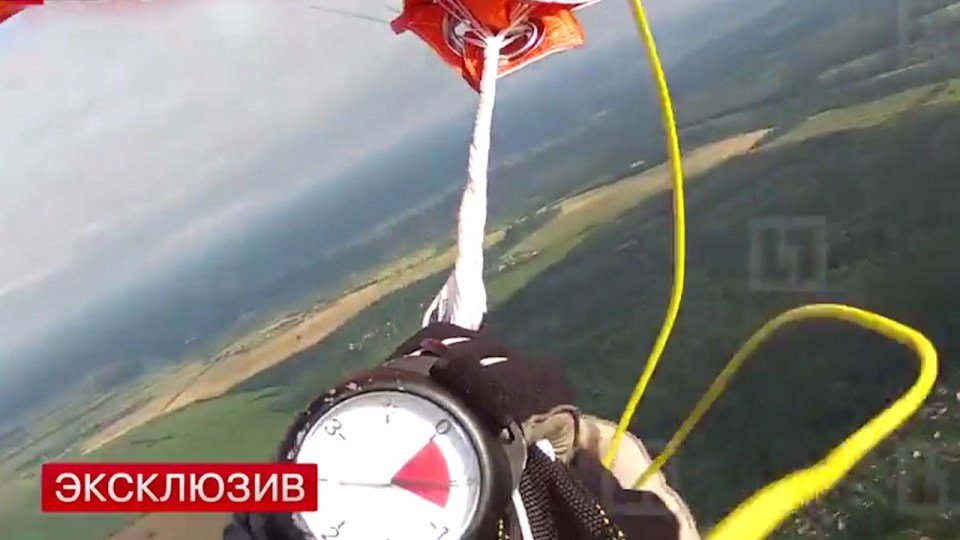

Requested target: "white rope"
[
  {"left": 512, "top": 488, "right": 536, "bottom": 540},
  {"left": 423, "top": 35, "right": 504, "bottom": 330},
  {"left": 421, "top": 29, "right": 535, "bottom": 540}
]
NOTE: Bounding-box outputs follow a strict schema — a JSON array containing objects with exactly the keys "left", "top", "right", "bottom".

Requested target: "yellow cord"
[
  {"left": 601, "top": 0, "right": 687, "bottom": 470},
  {"left": 634, "top": 305, "right": 938, "bottom": 539},
  {"left": 605, "top": 0, "right": 941, "bottom": 537}
]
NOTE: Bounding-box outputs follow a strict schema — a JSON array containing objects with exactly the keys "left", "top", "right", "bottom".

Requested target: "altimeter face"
[{"left": 294, "top": 391, "right": 483, "bottom": 540}]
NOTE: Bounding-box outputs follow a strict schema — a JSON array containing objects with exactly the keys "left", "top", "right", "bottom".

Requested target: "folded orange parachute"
[
  {"left": 0, "top": 0, "right": 161, "bottom": 25},
  {"left": 0, "top": 0, "right": 42, "bottom": 25},
  {"left": 391, "top": 0, "right": 601, "bottom": 91}
]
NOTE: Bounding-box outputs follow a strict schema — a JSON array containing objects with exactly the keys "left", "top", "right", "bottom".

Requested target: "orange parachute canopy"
[
  {"left": 0, "top": 0, "right": 42, "bottom": 25},
  {"left": 0, "top": 0, "right": 162, "bottom": 26},
  {"left": 391, "top": 0, "right": 600, "bottom": 91}
]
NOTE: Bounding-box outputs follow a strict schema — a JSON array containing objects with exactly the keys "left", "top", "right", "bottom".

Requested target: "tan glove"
[{"left": 521, "top": 404, "right": 581, "bottom": 464}]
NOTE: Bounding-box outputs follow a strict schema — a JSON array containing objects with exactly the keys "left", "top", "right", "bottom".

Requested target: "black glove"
[
  {"left": 388, "top": 323, "right": 681, "bottom": 540},
  {"left": 387, "top": 322, "right": 582, "bottom": 463},
  {"left": 223, "top": 323, "right": 681, "bottom": 540}
]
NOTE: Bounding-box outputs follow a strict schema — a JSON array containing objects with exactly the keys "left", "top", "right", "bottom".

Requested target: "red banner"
[{"left": 41, "top": 462, "right": 319, "bottom": 513}]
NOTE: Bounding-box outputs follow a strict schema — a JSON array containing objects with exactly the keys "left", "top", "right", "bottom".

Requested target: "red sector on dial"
[{"left": 390, "top": 439, "right": 451, "bottom": 508}]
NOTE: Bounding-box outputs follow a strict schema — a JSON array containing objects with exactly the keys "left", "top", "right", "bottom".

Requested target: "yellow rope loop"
[
  {"left": 668, "top": 304, "right": 937, "bottom": 539},
  {"left": 601, "top": 0, "right": 687, "bottom": 470},
  {"left": 633, "top": 303, "right": 937, "bottom": 487},
  {"left": 606, "top": 0, "right": 941, "bottom": 536}
]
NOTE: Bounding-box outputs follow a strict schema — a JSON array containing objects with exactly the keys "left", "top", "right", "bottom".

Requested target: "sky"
[{"left": 0, "top": 0, "right": 711, "bottom": 363}]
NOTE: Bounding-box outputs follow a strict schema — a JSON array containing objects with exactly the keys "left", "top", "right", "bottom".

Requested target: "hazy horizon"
[{"left": 0, "top": 0, "right": 730, "bottom": 415}]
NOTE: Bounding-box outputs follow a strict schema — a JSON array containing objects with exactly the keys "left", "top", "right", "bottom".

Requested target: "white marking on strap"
[
  {"left": 536, "top": 439, "right": 557, "bottom": 461},
  {"left": 480, "top": 356, "right": 508, "bottom": 367},
  {"left": 512, "top": 488, "right": 534, "bottom": 540},
  {"left": 512, "top": 444, "right": 554, "bottom": 540}
]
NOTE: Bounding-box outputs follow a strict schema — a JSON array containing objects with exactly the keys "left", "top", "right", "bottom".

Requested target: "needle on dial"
[{"left": 318, "top": 479, "right": 457, "bottom": 488}]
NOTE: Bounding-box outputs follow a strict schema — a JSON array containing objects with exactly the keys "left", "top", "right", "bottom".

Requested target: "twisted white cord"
[
  {"left": 423, "top": 35, "right": 504, "bottom": 330},
  {"left": 420, "top": 31, "right": 537, "bottom": 540}
]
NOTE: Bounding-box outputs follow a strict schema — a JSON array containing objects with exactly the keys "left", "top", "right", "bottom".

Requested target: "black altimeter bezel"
[{"left": 271, "top": 364, "right": 523, "bottom": 540}]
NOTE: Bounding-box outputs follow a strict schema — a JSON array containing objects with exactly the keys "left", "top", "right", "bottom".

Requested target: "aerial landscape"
[{"left": 1, "top": 0, "right": 960, "bottom": 538}]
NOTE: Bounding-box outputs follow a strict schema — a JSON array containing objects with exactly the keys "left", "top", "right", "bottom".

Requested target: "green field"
[
  {"left": 770, "top": 77, "right": 960, "bottom": 146},
  {"left": 5, "top": 85, "right": 960, "bottom": 539},
  {"left": 0, "top": 131, "right": 757, "bottom": 540},
  {"left": 487, "top": 102, "right": 960, "bottom": 537},
  {"left": 6, "top": 1, "right": 960, "bottom": 538},
  {"left": 0, "top": 388, "right": 291, "bottom": 540}
]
